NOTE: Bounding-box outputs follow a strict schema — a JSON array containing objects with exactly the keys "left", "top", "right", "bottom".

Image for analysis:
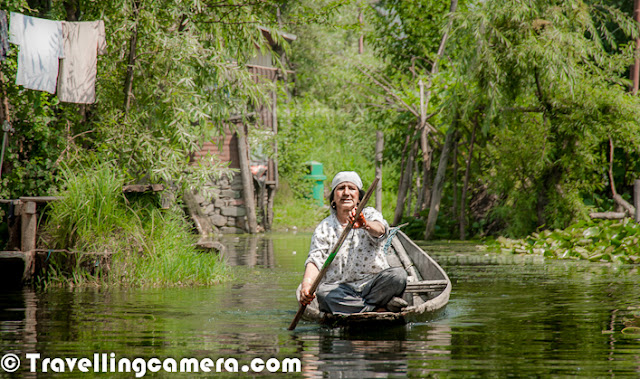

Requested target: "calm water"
[{"left": 1, "top": 233, "right": 640, "bottom": 378}]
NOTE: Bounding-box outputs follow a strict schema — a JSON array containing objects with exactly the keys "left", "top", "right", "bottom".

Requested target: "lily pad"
[
  {"left": 621, "top": 327, "right": 640, "bottom": 335},
  {"left": 583, "top": 226, "right": 600, "bottom": 238}
]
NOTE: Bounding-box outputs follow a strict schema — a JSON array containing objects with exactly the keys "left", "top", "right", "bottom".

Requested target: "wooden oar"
[{"left": 288, "top": 178, "right": 379, "bottom": 331}]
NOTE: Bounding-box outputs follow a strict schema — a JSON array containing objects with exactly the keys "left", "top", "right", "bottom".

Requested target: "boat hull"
[{"left": 297, "top": 231, "right": 451, "bottom": 327}]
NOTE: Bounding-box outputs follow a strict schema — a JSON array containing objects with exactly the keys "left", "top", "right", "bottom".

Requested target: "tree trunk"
[
  {"left": 631, "top": 0, "right": 640, "bottom": 95},
  {"left": 459, "top": 116, "right": 478, "bottom": 240},
  {"left": 418, "top": 79, "right": 431, "bottom": 212},
  {"left": 358, "top": 10, "right": 364, "bottom": 55},
  {"left": 375, "top": 130, "right": 384, "bottom": 212},
  {"left": 63, "top": 0, "right": 80, "bottom": 21},
  {"left": 414, "top": 167, "right": 423, "bottom": 216},
  {"left": 406, "top": 157, "right": 419, "bottom": 218},
  {"left": 635, "top": 179, "right": 640, "bottom": 223},
  {"left": 393, "top": 136, "right": 419, "bottom": 226},
  {"left": 394, "top": 129, "right": 416, "bottom": 224},
  {"left": 398, "top": 133, "right": 411, "bottom": 184},
  {"left": 237, "top": 125, "right": 258, "bottom": 233},
  {"left": 418, "top": 0, "right": 458, "bottom": 211},
  {"left": 608, "top": 138, "right": 636, "bottom": 216},
  {"left": 266, "top": 185, "right": 275, "bottom": 231},
  {"left": 421, "top": 142, "right": 432, "bottom": 210},
  {"left": 123, "top": 1, "right": 140, "bottom": 114},
  {"left": 425, "top": 121, "right": 457, "bottom": 240},
  {"left": 267, "top": 88, "right": 278, "bottom": 230},
  {"left": 452, "top": 136, "right": 459, "bottom": 218}
]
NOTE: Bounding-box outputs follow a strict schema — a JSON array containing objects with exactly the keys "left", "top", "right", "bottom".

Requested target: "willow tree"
[
  {"left": 448, "top": 0, "right": 640, "bottom": 235},
  {"left": 367, "top": 0, "right": 462, "bottom": 227}
]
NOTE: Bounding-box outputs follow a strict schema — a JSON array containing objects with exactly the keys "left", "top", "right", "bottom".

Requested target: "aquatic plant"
[{"left": 491, "top": 218, "right": 640, "bottom": 264}]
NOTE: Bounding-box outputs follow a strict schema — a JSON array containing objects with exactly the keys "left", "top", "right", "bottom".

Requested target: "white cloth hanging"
[
  {"left": 9, "top": 12, "right": 64, "bottom": 94},
  {"left": 57, "top": 20, "right": 107, "bottom": 104}
]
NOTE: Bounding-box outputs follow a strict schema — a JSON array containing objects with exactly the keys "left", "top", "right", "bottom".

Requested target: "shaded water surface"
[{"left": 1, "top": 233, "right": 639, "bottom": 377}]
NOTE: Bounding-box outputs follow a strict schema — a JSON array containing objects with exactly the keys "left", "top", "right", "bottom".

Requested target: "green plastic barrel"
[{"left": 303, "top": 161, "right": 327, "bottom": 206}]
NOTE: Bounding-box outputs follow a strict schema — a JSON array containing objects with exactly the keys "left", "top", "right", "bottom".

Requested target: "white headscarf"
[{"left": 331, "top": 171, "right": 363, "bottom": 191}]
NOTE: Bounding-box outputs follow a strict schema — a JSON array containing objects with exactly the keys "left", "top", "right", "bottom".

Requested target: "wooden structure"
[
  {"left": 0, "top": 186, "right": 157, "bottom": 283},
  {"left": 192, "top": 28, "right": 295, "bottom": 234},
  {"left": 0, "top": 197, "right": 58, "bottom": 282},
  {"left": 636, "top": 179, "right": 640, "bottom": 223},
  {"left": 296, "top": 231, "right": 452, "bottom": 327}
]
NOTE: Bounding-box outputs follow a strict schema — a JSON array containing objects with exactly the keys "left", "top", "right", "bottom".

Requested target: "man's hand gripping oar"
[{"left": 288, "top": 178, "right": 379, "bottom": 331}]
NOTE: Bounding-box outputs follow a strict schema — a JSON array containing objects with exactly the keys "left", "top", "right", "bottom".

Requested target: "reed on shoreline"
[{"left": 40, "top": 164, "right": 229, "bottom": 288}]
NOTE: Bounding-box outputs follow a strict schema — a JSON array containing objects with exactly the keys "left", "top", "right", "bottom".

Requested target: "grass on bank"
[
  {"left": 272, "top": 180, "right": 328, "bottom": 232},
  {"left": 40, "top": 164, "right": 229, "bottom": 288}
]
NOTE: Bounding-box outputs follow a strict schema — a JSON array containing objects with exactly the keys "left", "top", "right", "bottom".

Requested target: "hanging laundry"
[
  {"left": 0, "top": 11, "right": 9, "bottom": 61},
  {"left": 9, "top": 12, "right": 63, "bottom": 94},
  {"left": 57, "top": 20, "right": 106, "bottom": 104}
]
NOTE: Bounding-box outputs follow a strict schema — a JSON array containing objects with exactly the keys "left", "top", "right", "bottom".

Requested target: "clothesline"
[{"left": 0, "top": 10, "right": 106, "bottom": 105}]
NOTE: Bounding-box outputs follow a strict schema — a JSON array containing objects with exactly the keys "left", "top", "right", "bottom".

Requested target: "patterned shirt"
[{"left": 305, "top": 207, "right": 390, "bottom": 290}]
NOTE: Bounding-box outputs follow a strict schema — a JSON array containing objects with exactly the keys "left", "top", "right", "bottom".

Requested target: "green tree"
[
  {"left": 449, "top": 0, "right": 640, "bottom": 235},
  {"left": 278, "top": 1, "right": 383, "bottom": 196}
]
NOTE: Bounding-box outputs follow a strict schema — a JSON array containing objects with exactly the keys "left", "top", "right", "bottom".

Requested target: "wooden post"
[
  {"left": 358, "top": 10, "right": 364, "bottom": 54},
  {"left": 632, "top": 0, "right": 640, "bottom": 95},
  {"left": 271, "top": 89, "right": 278, "bottom": 189},
  {"left": 21, "top": 201, "right": 37, "bottom": 281},
  {"left": 266, "top": 186, "right": 275, "bottom": 231},
  {"left": 236, "top": 125, "right": 258, "bottom": 233},
  {"left": 375, "top": 130, "right": 384, "bottom": 212},
  {"left": 635, "top": 179, "right": 640, "bottom": 223},
  {"left": 268, "top": 88, "right": 278, "bottom": 230},
  {"left": 7, "top": 200, "right": 21, "bottom": 250},
  {"left": 0, "top": 71, "right": 13, "bottom": 180}
]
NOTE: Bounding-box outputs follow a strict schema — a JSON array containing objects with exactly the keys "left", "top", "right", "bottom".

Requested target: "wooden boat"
[{"left": 296, "top": 230, "right": 451, "bottom": 327}]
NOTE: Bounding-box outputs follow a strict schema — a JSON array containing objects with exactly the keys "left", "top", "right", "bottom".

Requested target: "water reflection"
[
  {"left": 0, "top": 289, "right": 37, "bottom": 378},
  {"left": 294, "top": 321, "right": 453, "bottom": 378},
  {"left": 0, "top": 234, "right": 639, "bottom": 377},
  {"left": 219, "top": 235, "right": 275, "bottom": 268}
]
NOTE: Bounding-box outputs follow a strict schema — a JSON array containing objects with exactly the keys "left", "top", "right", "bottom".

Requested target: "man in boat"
[{"left": 299, "top": 171, "right": 408, "bottom": 314}]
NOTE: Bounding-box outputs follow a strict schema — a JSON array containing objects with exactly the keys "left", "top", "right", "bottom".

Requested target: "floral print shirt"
[{"left": 305, "top": 207, "right": 390, "bottom": 290}]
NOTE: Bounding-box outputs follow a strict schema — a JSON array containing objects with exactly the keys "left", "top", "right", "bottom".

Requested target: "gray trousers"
[{"left": 316, "top": 267, "right": 407, "bottom": 315}]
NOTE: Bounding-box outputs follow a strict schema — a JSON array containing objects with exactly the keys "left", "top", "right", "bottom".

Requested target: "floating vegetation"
[
  {"left": 490, "top": 219, "right": 640, "bottom": 264},
  {"left": 621, "top": 327, "right": 640, "bottom": 335},
  {"left": 622, "top": 306, "right": 640, "bottom": 335}
]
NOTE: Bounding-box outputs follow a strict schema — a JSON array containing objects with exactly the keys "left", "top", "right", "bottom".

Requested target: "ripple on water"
[{"left": 1, "top": 236, "right": 639, "bottom": 378}]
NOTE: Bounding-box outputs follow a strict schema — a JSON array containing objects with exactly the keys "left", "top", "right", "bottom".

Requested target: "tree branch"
[
  {"left": 502, "top": 106, "right": 545, "bottom": 113},
  {"left": 356, "top": 65, "right": 420, "bottom": 118}
]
